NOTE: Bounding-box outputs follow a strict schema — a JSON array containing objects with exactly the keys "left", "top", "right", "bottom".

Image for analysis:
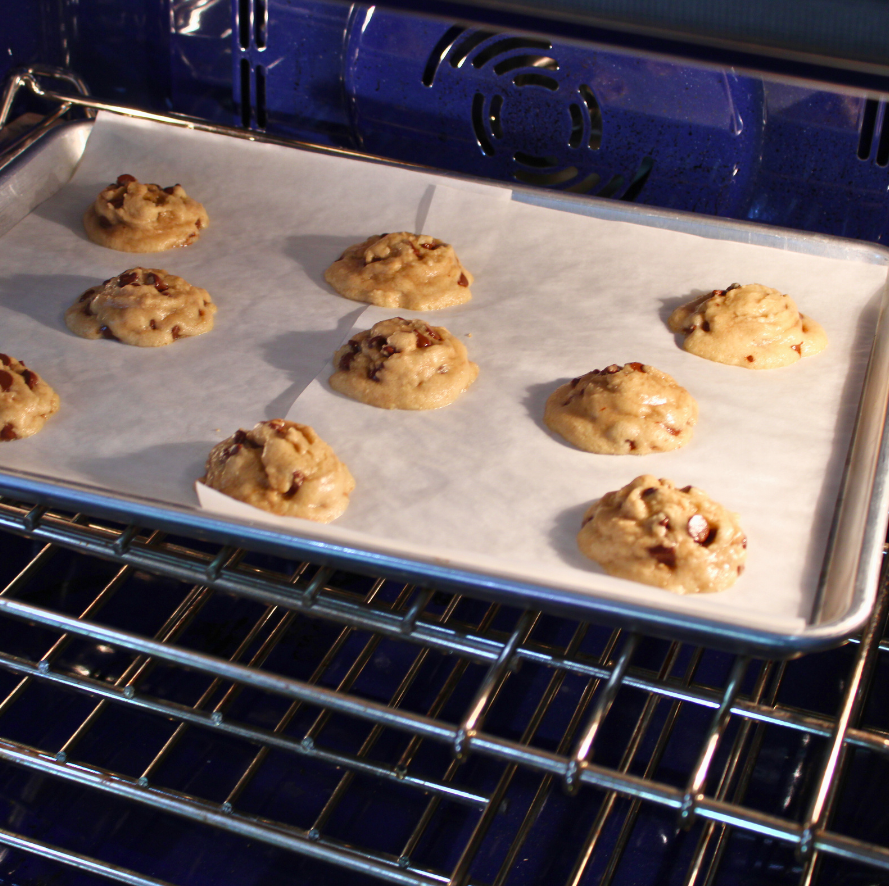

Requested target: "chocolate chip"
[
  {"left": 627, "top": 362, "right": 645, "bottom": 372},
  {"left": 0, "top": 370, "right": 13, "bottom": 392},
  {"left": 658, "top": 516, "right": 671, "bottom": 529},
  {"left": 425, "top": 327, "right": 442, "bottom": 340},
  {"left": 381, "top": 345, "right": 397, "bottom": 357},
  {"left": 368, "top": 335, "right": 388, "bottom": 350},
  {"left": 348, "top": 339, "right": 361, "bottom": 353},
  {"left": 746, "top": 355, "right": 754, "bottom": 363},
  {"left": 603, "top": 364, "right": 621, "bottom": 374},
  {"left": 147, "top": 273, "right": 170, "bottom": 293},
  {"left": 338, "top": 352, "right": 355, "bottom": 371},
  {"left": 409, "top": 242, "right": 423, "bottom": 258},
  {"left": 687, "top": 514, "right": 711, "bottom": 544},
  {"left": 791, "top": 343, "right": 802, "bottom": 354},
  {"left": 118, "top": 271, "right": 138, "bottom": 286},
  {"left": 78, "top": 290, "right": 93, "bottom": 303},
  {"left": 221, "top": 442, "right": 242, "bottom": 461},
  {"left": 0, "top": 355, "right": 9, "bottom": 367},
  {"left": 422, "top": 242, "right": 440, "bottom": 249},
  {"left": 285, "top": 471, "right": 306, "bottom": 497},
  {"left": 149, "top": 319, "right": 157, "bottom": 330},
  {"left": 163, "top": 184, "right": 180, "bottom": 195},
  {"left": 648, "top": 545, "right": 677, "bottom": 568},
  {"left": 437, "top": 365, "right": 449, "bottom": 374},
  {"left": 22, "top": 370, "right": 37, "bottom": 390},
  {"left": 233, "top": 430, "right": 248, "bottom": 445},
  {"left": 641, "top": 487, "right": 658, "bottom": 498},
  {"left": 683, "top": 324, "right": 697, "bottom": 333},
  {"left": 109, "top": 195, "right": 125, "bottom": 209},
  {"left": 737, "top": 565, "right": 745, "bottom": 575},
  {"left": 458, "top": 273, "right": 469, "bottom": 286},
  {"left": 97, "top": 217, "right": 112, "bottom": 229},
  {"left": 702, "top": 321, "right": 711, "bottom": 332},
  {"left": 570, "top": 376, "right": 581, "bottom": 387},
  {"left": 416, "top": 333, "right": 434, "bottom": 348},
  {"left": 368, "top": 365, "right": 384, "bottom": 382},
  {"left": 0, "top": 423, "right": 17, "bottom": 441},
  {"left": 742, "top": 537, "right": 747, "bottom": 549},
  {"left": 116, "top": 174, "right": 137, "bottom": 185},
  {"left": 626, "top": 439, "right": 637, "bottom": 450},
  {"left": 171, "top": 325, "right": 181, "bottom": 340},
  {"left": 681, "top": 485, "right": 693, "bottom": 493},
  {"left": 725, "top": 283, "right": 741, "bottom": 292},
  {"left": 195, "top": 219, "right": 202, "bottom": 229},
  {"left": 661, "top": 424, "right": 681, "bottom": 436},
  {"left": 99, "top": 326, "right": 117, "bottom": 340}
]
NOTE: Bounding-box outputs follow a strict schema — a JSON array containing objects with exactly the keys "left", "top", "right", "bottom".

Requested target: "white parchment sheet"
[{"left": 2, "top": 113, "right": 887, "bottom": 635}]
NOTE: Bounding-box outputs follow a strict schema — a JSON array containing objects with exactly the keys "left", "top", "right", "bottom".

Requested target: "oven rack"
[{"left": 0, "top": 494, "right": 886, "bottom": 886}]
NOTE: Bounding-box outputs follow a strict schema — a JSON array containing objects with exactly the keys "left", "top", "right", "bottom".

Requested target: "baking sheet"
[{"left": 3, "top": 113, "right": 889, "bottom": 644}]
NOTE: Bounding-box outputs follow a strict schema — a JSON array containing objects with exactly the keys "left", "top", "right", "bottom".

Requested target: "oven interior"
[{"left": 1, "top": 2, "right": 889, "bottom": 884}]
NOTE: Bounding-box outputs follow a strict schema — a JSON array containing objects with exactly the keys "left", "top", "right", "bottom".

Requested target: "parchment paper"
[{"left": 2, "top": 113, "right": 887, "bottom": 635}]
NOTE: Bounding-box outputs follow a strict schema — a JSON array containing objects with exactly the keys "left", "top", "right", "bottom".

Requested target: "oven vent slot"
[
  {"left": 235, "top": 0, "right": 268, "bottom": 131},
  {"left": 857, "top": 98, "right": 889, "bottom": 166}
]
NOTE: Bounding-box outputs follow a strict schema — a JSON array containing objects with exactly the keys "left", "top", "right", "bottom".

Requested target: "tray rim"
[{"left": 2, "top": 108, "right": 888, "bottom": 657}]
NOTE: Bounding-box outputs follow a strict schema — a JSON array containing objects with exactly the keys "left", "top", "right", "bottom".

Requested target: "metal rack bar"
[{"left": 0, "top": 509, "right": 885, "bottom": 883}]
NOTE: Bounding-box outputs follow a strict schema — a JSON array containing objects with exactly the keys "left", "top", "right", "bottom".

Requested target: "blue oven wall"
[{"left": 3, "top": 0, "right": 888, "bottom": 243}]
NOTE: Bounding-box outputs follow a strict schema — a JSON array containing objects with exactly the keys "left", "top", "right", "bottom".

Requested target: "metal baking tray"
[{"left": 2, "top": 109, "right": 889, "bottom": 657}]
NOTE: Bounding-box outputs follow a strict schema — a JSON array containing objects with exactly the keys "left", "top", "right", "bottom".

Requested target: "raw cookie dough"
[
  {"left": 577, "top": 474, "right": 747, "bottom": 594},
  {"left": 202, "top": 419, "right": 354, "bottom": 522},
  {"left": 83, "top": 174, "right": 209, "bottom": 253},
  {"left": 331, "top": 317, "right": 479, "bottom": 410},
  {"left": 0, "top": 353, "right": 60, "bottom": 442},
  {"left": 66, "top": 267, "right": 216, "bottom": 347},
  {"left": 667, "top": 283, "right": 827, "bottom": 369},
  {"left": 544, "top": 363, "right": 697, "bottom": 454},
  {"left": 324, "top": 232, "right": 473, "bottom": 310}
]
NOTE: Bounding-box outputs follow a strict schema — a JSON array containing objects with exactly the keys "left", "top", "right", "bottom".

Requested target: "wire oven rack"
[{"left": 0, "top": 494, "right": 886, "bottom": 886}]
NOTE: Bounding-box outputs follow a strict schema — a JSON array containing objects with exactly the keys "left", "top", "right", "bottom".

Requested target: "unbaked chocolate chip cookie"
[
  {"left": 668, "top": 283, "right": 827, "bottom": 369},
  {"left": 66, "top": 267, "right": 216, "bottom": 347},
  {"left": 324, "top": 232, "right": 473, "bottom": 310},
  {"left": 84, "top": 174, "right": 209, "bottom": 253},
  {"left": 0, "top": 353, "right": 60, "bottom": 442},
  {"left": 577, "top": 475, "right": 747, "bottom": 594},
  {"left": 544, "top": 363, "right": 697, "bottom": 454},
  {"left": 202, "top": 419, "right": 354, "bottom": 522},
  {"left": 330, "top": 317, "right": 479, "bottom": 410}
]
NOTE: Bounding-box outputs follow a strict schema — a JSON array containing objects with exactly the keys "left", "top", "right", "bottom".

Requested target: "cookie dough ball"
[
  {"left": 66, "top": 267, "right": 216, "bottom": 347},
  {"left": 0, "top": 353, "right": 60, "bottom": 442},
  {"left": 668, "top": 283, "right": 827, "bottom": 369},
  {"left": 324, "top": 232, "right": 473, "bottom": 310},
  {"left": 84, "top": 174, "right": 209, "bottom": 253},
  {"left": 545, "top": 363, "right": 697, "bottom": 454},
  {"left": 577, "top": 475, "right": 747, "bottom": 594},
  {"left": 331, "top": 317, "right": 479, "bottom": 410},
  {"left": 202, "top": 420, "right": 354, "bottom": 522}
]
